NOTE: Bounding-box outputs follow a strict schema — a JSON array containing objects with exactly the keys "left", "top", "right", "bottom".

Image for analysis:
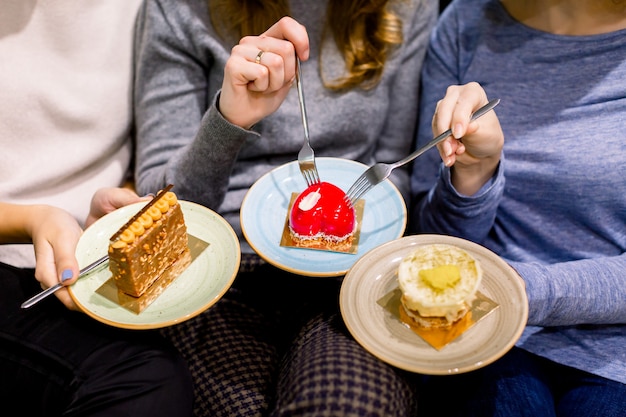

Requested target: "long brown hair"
[{"left": 209, "top": 0, "right": 403, "bottom": 91}]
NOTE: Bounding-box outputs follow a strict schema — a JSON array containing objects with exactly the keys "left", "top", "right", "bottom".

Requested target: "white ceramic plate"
[
  {"left": 240, "top": 157, "right": 407, "bottom": 277},
  {"left": 340, "top": 234, "right": 528, "bottom": 375},
  {"left": 70, "top": 200, "right": 240, "bottom": 330}
]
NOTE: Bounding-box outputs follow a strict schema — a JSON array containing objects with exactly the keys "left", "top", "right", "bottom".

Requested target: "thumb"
[
  {"left": 54, "top": 237, "right": 80, "bottom": 287},
  {"left": 53, "top": 244, "right": 82, "bottom": 310},
  {"left": 105, "top": 187, "right": 146, "bottom": 211}
]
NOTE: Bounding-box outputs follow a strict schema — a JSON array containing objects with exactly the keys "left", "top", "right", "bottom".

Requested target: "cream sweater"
[{"left": 0, "top": 0, "right": 141, "bottom": 267}]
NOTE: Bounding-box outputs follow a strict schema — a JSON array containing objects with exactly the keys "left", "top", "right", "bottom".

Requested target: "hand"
[
  {"left": 432, "top": 82, "right": 504, "bottom": 195},
  {"left": 218, "top": 16, "right": 310, "bottom": 129},
  {"left": 28, "top": 205, "right": 84, "bottom": 310},
  {"left": 85, "top": 187, "right": 150, "bottom": 228}
]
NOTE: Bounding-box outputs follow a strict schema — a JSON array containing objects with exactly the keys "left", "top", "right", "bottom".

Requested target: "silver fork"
[
  {"left": 20, "top": 254, "right": 109, "bottom": 309},
  {"left": 344, "top": 98, "right": 500, "bottom": 206},
  {"left": 296, "top": 57, "right": 321, "bottom": 186}
]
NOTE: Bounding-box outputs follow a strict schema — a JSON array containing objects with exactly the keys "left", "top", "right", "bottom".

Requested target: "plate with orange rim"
[
  {"left": 240, "top": 157, "right": 407, "bottom": 277},
  {"left": 69, "top": 200, "right": 240, "bottom": 330},
  {"left": 340, "top": 234, "right": 528, "bottom": 374}
]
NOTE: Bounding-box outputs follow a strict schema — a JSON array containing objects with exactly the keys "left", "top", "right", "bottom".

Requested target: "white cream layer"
[{"left": 398, "top": 243, "right": 482, "bottom": 320}]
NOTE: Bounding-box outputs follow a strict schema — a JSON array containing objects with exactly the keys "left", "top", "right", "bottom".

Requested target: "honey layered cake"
[
  {"left": 288, "top": 181, "right": 357, "bottom": 252},
  {"left": 397, "top": 243, "right": 483, "bottom": 330},
  {"left": 108, "top": 185, "right": 190, "bottom": 298}
]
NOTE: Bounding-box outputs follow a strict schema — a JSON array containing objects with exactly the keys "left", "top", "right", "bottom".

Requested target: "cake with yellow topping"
[
  {"left": 398, "top": 243, "right": 482, "bottom": 329},
  {"left": 108, "top": 187, "right": 190, "bottom": 298}
]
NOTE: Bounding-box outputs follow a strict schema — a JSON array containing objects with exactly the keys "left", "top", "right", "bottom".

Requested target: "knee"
[{"left": 74, "top": 340, "right": 194, "bottom": 416}]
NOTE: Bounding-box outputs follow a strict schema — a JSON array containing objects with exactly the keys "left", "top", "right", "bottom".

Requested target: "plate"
[
  {"left": 340, "top": 234, "right": 528, "bottom": 374},
  {"left": 240, "top": 157, "right": 407, "bottom": 277},
  {"left": 70, "top": 200, "right": 240, "bottom": 330}
]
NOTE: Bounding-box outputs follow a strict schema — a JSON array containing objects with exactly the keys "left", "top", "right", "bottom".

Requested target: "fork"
[
  {"left": 20, "top": 254, "right": 109, "bottom": 309},
  {"left": 295, "top": 57, "right": 321, "bottom": 186},
  {"left": 344, "top": 98, "right": 500, "bottom": 206}
]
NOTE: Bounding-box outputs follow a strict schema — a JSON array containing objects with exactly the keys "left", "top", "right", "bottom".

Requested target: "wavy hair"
[{"left": 209, "top": 0, "right": 404, "bottom": 91}]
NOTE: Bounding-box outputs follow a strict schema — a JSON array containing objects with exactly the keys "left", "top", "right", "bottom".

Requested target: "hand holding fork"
[{"left": 344, "top": 98, "right": 501, "bottom": 206}]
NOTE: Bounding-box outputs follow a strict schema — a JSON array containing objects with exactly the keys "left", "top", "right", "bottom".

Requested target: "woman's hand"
[
  {"left": 85, "top": 187, "right": 150, "bottom": 228},
  {"left": 432, "top": 82, "right": 504, "bottom": 195},
  {"left": 46, "top": 187, "right": 147, "bottom": 309},
  {"left": 219, "top": 16, "right": 310, "bottom": 129},
  {"left": 26, "top": 205, "right": 85, "bottom": 310}
]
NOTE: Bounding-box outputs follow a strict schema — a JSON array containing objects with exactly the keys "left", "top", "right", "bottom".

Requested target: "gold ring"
[{"left": 255, "top": 50, "right": 264, "bottom": 65}]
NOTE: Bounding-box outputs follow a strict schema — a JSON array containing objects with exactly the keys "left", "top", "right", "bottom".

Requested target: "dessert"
[
  {"left": 288, "top": 181, "right": 357, "bottom": 251},
  {"left": 397, "top": 243, "right": 482, "bottom": 329},
  {"left": 108, "top": 185, "right": 190, "bottom": 298}
]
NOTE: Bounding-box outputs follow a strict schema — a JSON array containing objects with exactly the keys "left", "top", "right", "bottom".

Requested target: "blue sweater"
[{"left": 410, "top": 0, "right": 626, "bottom": 383}]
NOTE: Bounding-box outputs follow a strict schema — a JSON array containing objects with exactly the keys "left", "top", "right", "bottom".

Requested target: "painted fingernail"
[{"left": 61, "top": 269, "right": 74, "bottom": 282}]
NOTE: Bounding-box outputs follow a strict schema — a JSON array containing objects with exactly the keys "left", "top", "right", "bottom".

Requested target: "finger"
[
  {"left": 55, "top": 287, "right": 81, "bottom": 311},
  {"left": 228, "top": 44, "right": 288, "bottom": 92},
  {"left": 51, "top": 231, "right": 82, "bottom": 310},
  {"left": 32, "top": 230, "right": 78, "bottom": 291},
  {"left": 432, "top": 94, "right": 458, "bottom": 139},
  {"left": 259, "top": 16, "right": 309, "bottom": 61},
  {"left": 33, "top": 244, "right": 63, "bottom": 290},
  {"left": 225, "top": 51, "right": 269, "bottom": 92},
  {"left": 449, "top": 101, "right": 476, "bottom": 140},
  {"left": 455, "top": 141, "right": 466, "bottom": 155},
  {"left": 236, "top": 40, "right": 294, "bottom": 90},
  {"left": 109, "top": 188, "right": 143, "bottom": 209},
  {"left": 250, "top": 49, "right": 288, "bottom": 92},
  {"left": 433, "top": 99, "right": 459, "bottom": 165},
  {"left": 436, "top": 138, "right": 460, "bottom": 167},
  {"left": 239, "top": 16, "right": 308, "bottom": 77},
  {"left": 52, "top": 229, "right": 81, "bottom": 287},
  {"left": 449, "top": 82, "right": 489, "bottom": 139}
]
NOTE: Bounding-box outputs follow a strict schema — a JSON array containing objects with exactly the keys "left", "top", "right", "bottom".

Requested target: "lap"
[
  {"left": 419, "top": 347, "right": 626, "bottom": 417},
  {"left": 164, "top": 264, "right": 420, "bottom": 417},
  {"left": 272, "top": 311, "right": 420, "bottom": 417},
  {"left": 0, "top": 262, "right": 193, "bottom": 417},
  {"left": 161, "top": 289, "right": 282, "bottom": 417}
]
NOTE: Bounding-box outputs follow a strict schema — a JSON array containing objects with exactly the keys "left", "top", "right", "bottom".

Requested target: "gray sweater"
[
  {"left": 133, "top": 0, "right": 438, "bottom": 252},
  {"left": 411, "top": 0, "right": 626, "bottom": 383}
]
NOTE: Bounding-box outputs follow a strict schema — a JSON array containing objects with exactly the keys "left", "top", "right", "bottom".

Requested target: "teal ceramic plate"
[
  {"left": 70, "top": 200, "right": 240, "bottom": 329},
  {"left": 340, "top": 234, "right": 528, "bottom": 374},
  {"left": 240, "top": 157, "right": 407, "bottom": 277}
]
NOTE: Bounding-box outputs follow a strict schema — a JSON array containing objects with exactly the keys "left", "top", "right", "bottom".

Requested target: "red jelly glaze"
[{"left": 289, "top": 182, "right": 356, "bottom": 238}]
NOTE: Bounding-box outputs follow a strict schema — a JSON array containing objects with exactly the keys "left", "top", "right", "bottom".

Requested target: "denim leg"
[
  {"left": 555, "top": 364, "right": 626, "bottom": 417},
  {"left": 419, "top": 347, "right": 556, "bottom": 417}
]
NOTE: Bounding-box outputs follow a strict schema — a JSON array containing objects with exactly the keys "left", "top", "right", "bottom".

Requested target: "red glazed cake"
[
  {"left": 108, "top": 187, "right": 190, "bottom": 298},
  {"left": 288, "top": 181, "right": 357, "bottom": 251}
]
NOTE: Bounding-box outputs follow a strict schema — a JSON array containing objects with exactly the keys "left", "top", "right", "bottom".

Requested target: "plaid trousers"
[{"left": 161, "top": 255, "right": 420, "bottom": 417}]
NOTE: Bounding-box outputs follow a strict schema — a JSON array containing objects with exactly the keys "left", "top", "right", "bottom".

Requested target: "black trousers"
[{"left": 0, "top": 262, "right": 193, "bottom": 417}]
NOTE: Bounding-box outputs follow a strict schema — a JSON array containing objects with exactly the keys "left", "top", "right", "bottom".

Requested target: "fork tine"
[
  {"left": 302, "top": 169, "right": 311, "bottom": 186},
  {"left": 307, "top": 168, "right": 320, "bottom": 185},
  {"left": 345, "top": 175, "right": 370, "bottom": 205},
  {"left": 344, "top": 181, "right": 359, "bottom": 202},
  {"left": 348, "top": 183, "right": 371, "bottom": 206},
  {"left": 303, "top": 169, "right": 314, "bottom": 186},
  {"left": 311, "top": 168, "right": 320, "bottom": 184},
  {"left": 345, "top": 175, "right": 366, "bottom": 198}
]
